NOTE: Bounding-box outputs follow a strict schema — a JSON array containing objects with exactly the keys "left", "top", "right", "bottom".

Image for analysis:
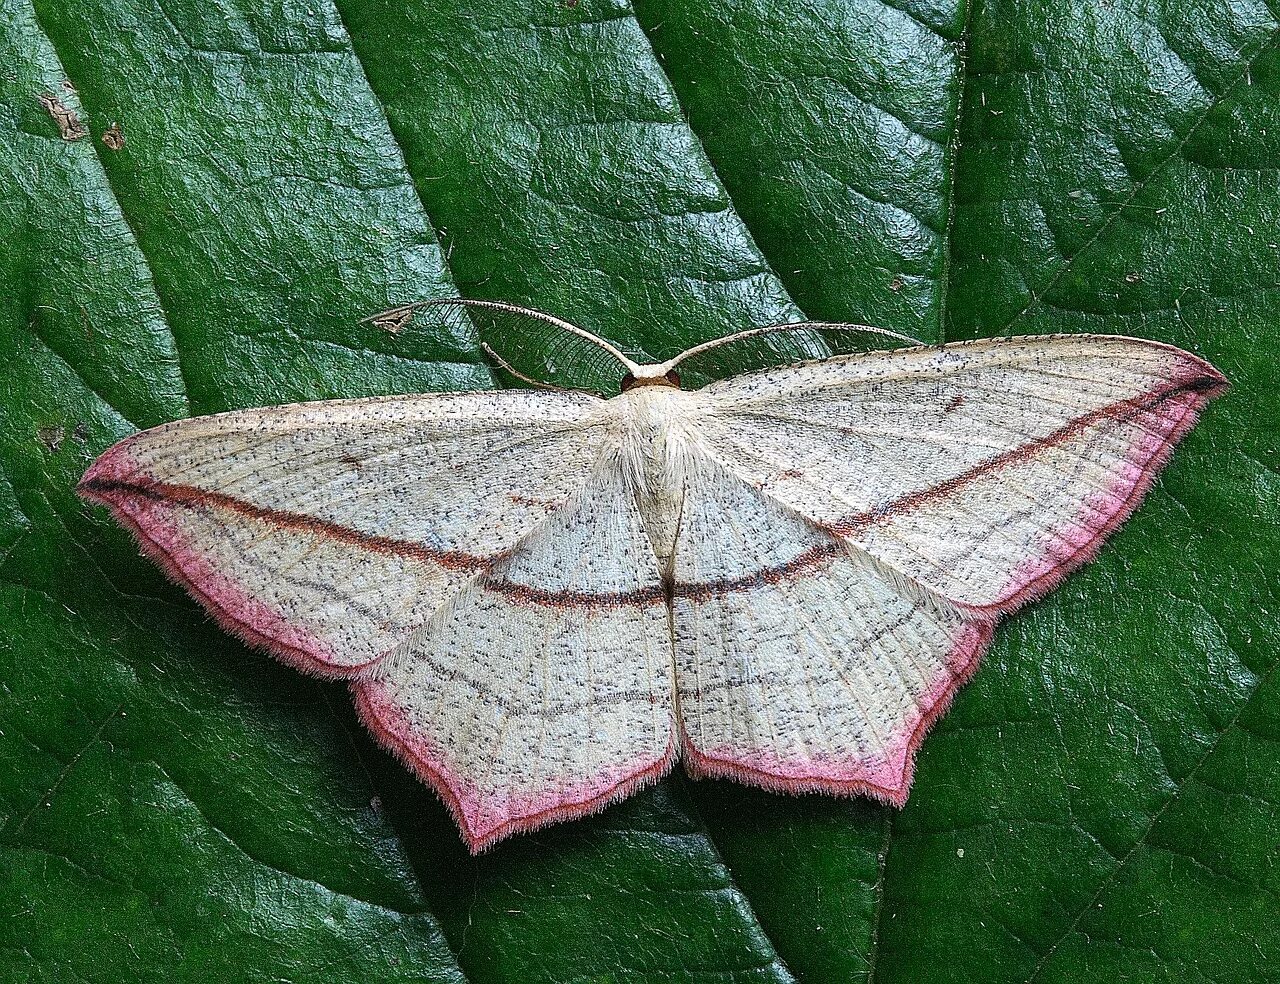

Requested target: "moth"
[{"left": 79, "top": 301, "right": 1227, "bottom": 852}]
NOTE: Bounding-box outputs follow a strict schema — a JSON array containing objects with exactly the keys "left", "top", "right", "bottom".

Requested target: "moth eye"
[{"left": 620, "top": 370, "right": 679, "bottom": 392}]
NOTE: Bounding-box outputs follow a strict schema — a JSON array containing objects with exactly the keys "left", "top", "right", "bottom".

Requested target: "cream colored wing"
[
  {"left": 353, "top": 450, "right": 676, "bottom": 852},
  {"left": 688, "top": 334, "right": 1226, "bottom": 615},
  {"left": 79, "top": 390, "right": 611, "bottom": 676},
  {"left": 672, "top": 452, "right": 990, "bottom": 802}
]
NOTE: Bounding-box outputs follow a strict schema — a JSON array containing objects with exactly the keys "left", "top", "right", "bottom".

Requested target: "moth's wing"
[
  {"left": 353, "top": 449, "right": 676, "bottom": 852},
  {"left": 673, "top": 334, "right": 1224, "bottom": 801},
  {"left": 79, "top": 391, "right": 610, "bottom": 676},
  {"left": 688, "top": 334, "right": 1227, "bottom": 615},
  {"left": 672, "top": 452, "right": 990, "bottom": 802}
]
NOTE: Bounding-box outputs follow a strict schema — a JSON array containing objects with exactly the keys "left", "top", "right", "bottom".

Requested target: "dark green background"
[{"left": 1, "top": 0, "right": 1277, "bottom": 980}]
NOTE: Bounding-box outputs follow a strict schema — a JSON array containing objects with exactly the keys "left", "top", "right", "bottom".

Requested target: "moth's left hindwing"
[{"left": 357, "top": 450, "right": 677, "bottom": 852}]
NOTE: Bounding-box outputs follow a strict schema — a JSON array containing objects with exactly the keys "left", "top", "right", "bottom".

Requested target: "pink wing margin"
[
  {"left": 682, "top": 621, "right": 996, "bottom": 807},
  {"left": 973, "top": 372, "right": 1227, "bottom": 614},
  {"left": 79, "top": 445, "right": 361, "bottom": 676},
  {"left": 353, "top": 684, "right": 678, "bottom": 853}
]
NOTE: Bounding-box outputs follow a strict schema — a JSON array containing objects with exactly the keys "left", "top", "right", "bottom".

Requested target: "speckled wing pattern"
[
  {"left": 78, "top": 390, "right": 611, "bottom": 675},
  {"left": 80, "top": 333, "right": 1225, "bottom": 851},
  {"left": 354, "top": 450, "right": 677, "bottom": 852},
  {"left": 671, "top": 451, "right": 992, "bottom": 803},
  {"left": 673, "top": 334, "right": 1225, "bottom": 801}
]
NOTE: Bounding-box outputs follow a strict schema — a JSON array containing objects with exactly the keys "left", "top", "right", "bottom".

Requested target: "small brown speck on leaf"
[
  {"left": 38, "top": 425, "right": 65, "bottom": 453},
  {"left": 71, "top": 421, "right": 89, "bottom": 444},
  {"left": 1124, "top": 271, "right": 1142, "bottom": 284},
  {"left": 37, "top": 92, "right": 87, "bottom": 141},
  {"left": 102, "top": 122, "right": 125, "bottom": 151},
  {"left": 564, "top": 0, "right": 580, "bottom": 7},
  {"left": 889, "top": 275, "right": 904, "bottom": 292}
]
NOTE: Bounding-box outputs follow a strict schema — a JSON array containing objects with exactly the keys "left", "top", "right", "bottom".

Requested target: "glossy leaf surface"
[{"left": 1, "top": 0, "right": 1276, "bottom": 980}]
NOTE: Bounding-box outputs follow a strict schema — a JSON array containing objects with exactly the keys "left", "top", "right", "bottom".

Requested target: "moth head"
[{"left": 620, "top": 366, "right": 682, "bottom": 392}]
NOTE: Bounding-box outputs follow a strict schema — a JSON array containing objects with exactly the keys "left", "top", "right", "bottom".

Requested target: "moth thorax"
[{"left": 620, "top": 389, "right": 691, "bottom": 576}]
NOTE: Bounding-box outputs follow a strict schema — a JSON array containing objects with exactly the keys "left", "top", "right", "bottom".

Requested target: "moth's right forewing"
[
  {"left": 669, "top": 333, "right": 1224, "bottom": 805},
  {"left": 690, "top": 335, "right": 1226, "bottom": 616}
]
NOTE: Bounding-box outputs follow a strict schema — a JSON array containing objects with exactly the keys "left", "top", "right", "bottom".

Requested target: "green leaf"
[{"left": 1, "top": 0, "right": 1275, "bottom": 979}]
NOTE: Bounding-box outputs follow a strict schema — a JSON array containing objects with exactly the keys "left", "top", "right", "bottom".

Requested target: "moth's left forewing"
[{"left": 79, "top": 391, "right": 611, "bottom": 677}]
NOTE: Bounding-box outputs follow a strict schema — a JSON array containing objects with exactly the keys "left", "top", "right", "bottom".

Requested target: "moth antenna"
[
  {"left": 366, "top": 298, "right": 642, "bottom": 374},
  {"left": 480, "top": 342, "right": 562, "bottom": 391},
  {"left": 661, "top": 321, "right": 927, "bottom": 372},
  {"left": 481, "top": 342, "right": 603, "bottom": 397}
]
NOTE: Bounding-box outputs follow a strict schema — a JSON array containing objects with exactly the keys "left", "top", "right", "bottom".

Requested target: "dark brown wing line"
[
  {"left": 81, "top": 374, "right": 1221, "bottom": 609},
  {"left": 828, "top": 373, "right": 1222, "bottom": 536},
  {"left": 675, "top": 373, "right": 1221, "bottom": 603},
  {"left": 79, "top": 476, "right": 492, "bottom": 572}
]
